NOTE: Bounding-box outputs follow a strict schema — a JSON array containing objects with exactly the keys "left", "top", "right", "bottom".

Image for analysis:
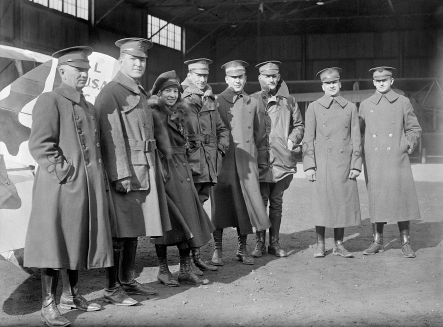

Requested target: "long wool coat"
[
  {"left": 211, "top": 87, "right": 271, "bottom": 234},
  {"left": 359, "top": 90, "right": 421, "bottom": 223},
  {"left": 149, "top": 97, "right": 214, "bottom": 247},
  {"left": 303, "top": 95, "right": 362, "bottom": 228},
  {"left": 181, "top": 79, "right": 230, "bottom": 185},
  {"left": 24, "top": 83, "right": 113, "bottom": 270},
  {"left": 252, "top": 80, "right": 305, "bottom": 183},
  {"left": 96, "top": 71, "right": 172, "bottom": 238}
]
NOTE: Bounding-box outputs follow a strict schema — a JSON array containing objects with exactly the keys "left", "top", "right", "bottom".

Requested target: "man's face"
[
  {"left": 259, "top": 73, "right": 280, "bottom": 90},
  {"left": 321, "top": 80, "right": 341, "bottom": 97},
  {"left": 188, "top": 72, "right": 208, "bottom": 90},
  {"left": 225, "top": 74, "right": 247, "bottom": 92},
  {"left": 373, "top": 77, "right": 394, "bottom": 94},
  {"left": 59, "top": 65, "right": 89, "bottom": 91},
  {"left": 119, "top": 53, "right": 146, "bottom": 79}
]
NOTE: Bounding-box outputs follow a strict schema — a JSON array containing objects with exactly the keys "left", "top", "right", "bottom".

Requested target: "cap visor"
[{"left": 122, "top": 50, "right": 148, "bottom": 58}]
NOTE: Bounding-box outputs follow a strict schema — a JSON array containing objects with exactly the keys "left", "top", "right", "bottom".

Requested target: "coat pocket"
[
  {"left": 187, "top": 147, "right": 202, "bottom": 176},
  {"left": 128, "top": 139, "right": 149, "bottom": 165}
]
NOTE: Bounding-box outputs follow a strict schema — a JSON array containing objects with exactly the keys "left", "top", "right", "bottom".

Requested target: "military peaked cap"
[
  {"left": 52, "top": 46, "right": 93, "bottom": 69},
  {"left": 115, "top": 38, "right": 153, "bottom": 58}
]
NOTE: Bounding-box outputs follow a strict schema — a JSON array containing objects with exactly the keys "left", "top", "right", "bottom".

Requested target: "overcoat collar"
[
  {"left": 317, "top": 94, "right": 348, "bottom": 109},
  {"left": 113, "top": 71, "right": 147, "bottom": 96},
  {"left": 261, "top": 80, "right": 290, "bottom": 99},
  {"left": 181, "top": 77, "right": 212, "bottom": 98},
  {"left": 55, "top": 83, "right": 83, "bottom": 104},
  {"left": 220, "top": 87, "right": 251, "bottom": 104},
  {"left": 370, "top": 89, "right": 399, "bottom": 104}
]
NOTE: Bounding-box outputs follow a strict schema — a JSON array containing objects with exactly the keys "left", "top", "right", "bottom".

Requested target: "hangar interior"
[{"left": 1, "top": 0, "right": 443, "bottom": 158}]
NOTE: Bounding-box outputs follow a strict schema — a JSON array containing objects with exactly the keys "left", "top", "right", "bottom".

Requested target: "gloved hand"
[
  {"left": 305, "top": 169, "right": 316, "bottom": 182},
  {"left": 113, "top": 177, "right": 132, "bottom": 193},
  {"left": 348, "top": 169, "right": 360, "bottom": 179}
]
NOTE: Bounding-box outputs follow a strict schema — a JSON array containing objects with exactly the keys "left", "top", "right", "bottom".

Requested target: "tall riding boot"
[
  {"left": 314, "top": 226, "right": 326, "bottom": 258},
  {"left": 60, "top": 270, "right": 100, "bottom": 311},
  {"left": 251, "top": 230, "right": 266, "bottom": 258},
  {"left": 211, "top": 229, "right": 224, "bottom": 266},
  {"left": 363, "top": 223, "right": 384, "bottom": 255},
  {"left": 104, "top": 240, "right": 138, "bottom": 306},
  {"left": 333, "top": 228, "right": 354, "bottom": 258},
  {"left": 398, "top": 221, "right": 416, "bottom": 258},
  {"left": 268, "top": 213, "right": 288, "bottom": 257},
  {"left": 178, "top": 255, "right": 209, "bottom": 285},
  {"left": 121, "top": 238, "right": 158, "bottom": 295},
  {"left": 236, "top": 232, "right": 254, "bottom": 265},
  {"left": 192, "top": 247, "right": 218, "bottom": 271},
  {"left": 41, "top": 268, "right": 70, "bottom": 327}
]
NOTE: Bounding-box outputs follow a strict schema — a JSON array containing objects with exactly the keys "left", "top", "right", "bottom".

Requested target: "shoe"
[
  {"left": 236, "top": 234, "right": 254, "bottom": 265},
  {"left": 122, "top": 280, "right": 158, "bottom": 295},
  {"left": 41, "top": 269, "right": 71, "bottom": 327},
  {"left": 157, "top": 257, "right": 180, "bottom": 287},
  {"left": 401, "top": 242, "right": 416, "bottom": 258},
  {"left": 251, "top": 231, "right": 266, "bottom": 258},
  {"left": 333, "top": 243, "right": 354, "bottom": 258},
  {"left": 178, "top": 256, "right": 209, "bottom": 285},
  {"left": 59, "top": 294, "right": 101, "bottom": 312},
  {"left": 211, "top": 229, "right": 224, "bottom": 266},
  {"left": 314, "top": 243, "right": 325, "bottom": 258},
  {"left": 192, "top": 248, "right": 218, "bottom": 271},
  {"left": 41, "top": 301, "right": 71, "bottom": 327},
  {"left": 362, "top": 241, "right": 383, "bottom": 255},
  {"left": 103, "top": 287, "right": 138, "bottom": 306},
  {"left": 268, "top": 242, "right": 288, "bottom": 257}
]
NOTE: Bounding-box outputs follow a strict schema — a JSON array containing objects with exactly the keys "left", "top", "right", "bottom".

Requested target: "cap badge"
[
  {"left": 378, "top": 68, "right": 384, "bottom": 73},
  {"left": 138, "top": 41, "right": 144, "bottom": 49},
  {"left": 327, "top": 68, "right": 333, "bottom": 74}
]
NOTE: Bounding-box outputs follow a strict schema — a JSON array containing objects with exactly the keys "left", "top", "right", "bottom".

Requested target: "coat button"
[
  {"left": 5, "top": 180, "right": 10, "bottom": 185},
  {"left": 98, "top": 159, "right": 102, "bottom": 163},
  {"left": 326, "top": 137, "right": 330, "bottom": 140},
  {"left": 91, "top": 117, "right": 95, "bottom": 120},
  {"left": 340, "top": 149, "right": 343, "bottom": 153},
  {"left": 182, "top": 163, "right": 186, "bottom": 166},
  {"left": 387, "top": 147, "right": 391, "bottom": 150},
  {"left": 246, "top": 140, "right": 250, "bottom": 143},
  {"left": 96, "top": 143, "right": 100, "bottom": 147},
  {"left": 77, "top": 129, "right": 82, "bottom": 134},
  {"left": 75, "top": 115, "right": 79, "bottom": 120},
  {"left": 186, "top": 178, "right": 190, "bottom": 182},
  {"left": 327, "top": 149, "right": 331, "bottom": 153},
  {"left": 375, "top": 147, "right": 378, "bottom": 150},
  {"left": 248, "top": 126, "right": 251, "bottom": 129},
  {"left": 95, "top": 129, "right": 97, "bottom": 133},
  {"left": 370, "top": 110, "right": 373, "bottom": 112},
  {"left": 389, "top": 133, "right": 393, "bottom": 137},
  {"left": 392, "top": 122, "right": 395, "bottom": 124},
  {"left": 82, "top": 144, "right": 86, "bottom": 149},
  {"left": 345, "top": 125, "right": 348, "bottom": 128},
  {"left": 322, "top": 124, "right": 326, "bottom": 127},
  {"left": 373, "top": 134, "right": 376, "bottom": 138},
  {"left": 85, "top": 160, "right": 89, "bottom": 165}
]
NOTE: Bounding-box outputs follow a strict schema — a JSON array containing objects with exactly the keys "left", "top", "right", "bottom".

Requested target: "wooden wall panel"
[{"left": 0, "top": 0, "right": 15, "bottom": 45}]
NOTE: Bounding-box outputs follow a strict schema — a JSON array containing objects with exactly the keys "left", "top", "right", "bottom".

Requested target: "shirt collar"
[{"left": 113, "top": 71, "right": 143, "bottom": 95}]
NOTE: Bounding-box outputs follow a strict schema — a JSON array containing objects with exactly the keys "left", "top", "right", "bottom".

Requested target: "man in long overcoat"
[
  {"left": 303, "top": 67, "right": 362, "bottom": 258},
  {"left": 211, "top": 60, "right": 270, "bottom": 266},
  {"left": 95, "top": 38, "right": 172, "bottom": 305},
  {"left": 359, "top": 66, "right": 421, "bottom": 258},
  {"left": 181, "top": 58, "right": 229, "bottom": 273},
  {"left": 251, "top": 61, "right": 304, "bottom": 258},
  {"left": 24, "top": 46, "right": 113, "bottom": 327}
]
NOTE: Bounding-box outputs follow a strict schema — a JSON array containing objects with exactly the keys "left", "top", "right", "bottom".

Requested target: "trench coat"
[
  {"left": 359, "top": 90, "right": 421, "bottom": 223},
  {"left": 96, "top": 71, "right": 171, "bottom": 238},
  {"left": 211, "top": 87, "right": 270, "bottom": 234},
  {"left": 24, "top": 83, "right": 113, "bottom": 270},
  {"left": 252, "top": 80, "right": 304, "bottom": 182},
  {"left": 149, "top": 97, "right": 214, "bottom": 247},
  {"left": 181, "top": 79, "right": 230, "bottom": 185},
  {"left": 303, "top": 95, "right": 362, "bottom": 228}
]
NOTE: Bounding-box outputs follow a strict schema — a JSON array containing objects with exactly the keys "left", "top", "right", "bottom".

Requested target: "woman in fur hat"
[{"left": 149, "top": 70, "right": 215, "bottom": 286}]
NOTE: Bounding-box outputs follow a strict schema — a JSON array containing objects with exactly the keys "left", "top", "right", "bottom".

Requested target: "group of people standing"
[{"left": 22, "top": 37, "right": 421, "bottom": 327}]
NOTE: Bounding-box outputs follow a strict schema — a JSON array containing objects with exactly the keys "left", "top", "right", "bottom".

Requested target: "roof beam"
[{"left": 95, "top": 0, "right": 125, "bottom": 27}]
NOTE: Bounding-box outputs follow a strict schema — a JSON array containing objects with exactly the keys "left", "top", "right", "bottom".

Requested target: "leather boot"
[
  {"left": 211, "top": 229, "right": 224, "bottom": 266},
  {"left": 192, "top": 248, "right": 218, "bottom": 271},
  {"left": 363, "top": 223, "right": 384, "bottom": 255},
  {"left": 41, "top": 268, "right": 71, "bottom": 327},
  {"left": 314, "top": 226, "right": 325, "bottom": 258},
  {"left": 60, "top": 269, "right": 101, "bottom": 311},
  {"left": 157, "top": 257, "right": 179, "bottom": 287},
  {"left": 398, "top": 221, "right": 416, "bottom": 258},
  {"left": 104, "top": 240, "right": 138, "bottom": 306},
  {"left": 251, "top": 230, "right": 266, "bottom": 258},
  {"left": 178, "top": 256, "right": 209, "bottom": 285},
  {"left": 121, "top": 238, "right": 158, "bottom": 295},
  {"left": 236, "top": 233, "right": 254, "bottom": 265},
  {"left": 268, "top": 213, "right": 288, "bottom": 257},
  {"left": 332, "top": 228, "right": 354, "bottom": 258}
]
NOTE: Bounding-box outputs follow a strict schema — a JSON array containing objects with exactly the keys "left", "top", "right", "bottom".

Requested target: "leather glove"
[{"left": 113, "top": 177, "right": 132, "bottom": 193}]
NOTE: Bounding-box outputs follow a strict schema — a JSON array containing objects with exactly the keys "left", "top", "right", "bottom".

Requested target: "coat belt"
[
  {"left": 128, "top": 139, "right": 157, "bottom": 152},
  {"left": 188, "top": 134, "right": 217, "bottom": 144}
]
